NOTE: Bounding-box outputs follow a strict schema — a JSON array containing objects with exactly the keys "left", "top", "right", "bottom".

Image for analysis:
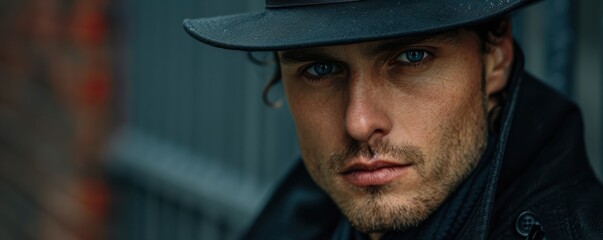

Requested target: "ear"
[{"left": 484, "top": 21, "right": 514, "bottom": 110}]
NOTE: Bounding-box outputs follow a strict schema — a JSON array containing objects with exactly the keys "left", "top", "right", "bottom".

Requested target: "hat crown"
[{"left": 266, "top": 0, "right": 359, "bottom": 8}]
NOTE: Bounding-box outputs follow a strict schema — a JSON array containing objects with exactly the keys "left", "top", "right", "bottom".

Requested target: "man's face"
[{"left": 279, "top": 30, "right": 493, "bottom": 233}]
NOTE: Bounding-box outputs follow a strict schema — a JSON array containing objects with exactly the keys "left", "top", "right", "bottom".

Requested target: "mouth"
[{"left": 340, "top": 160, "right": 412, "bottom": 187}]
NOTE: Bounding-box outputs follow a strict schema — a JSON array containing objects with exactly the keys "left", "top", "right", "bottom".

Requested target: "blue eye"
[
  {"left": 397, "top": 50, "right": 428, "bottom": 63},
  {"left": 306, "top": 63, "right": 339, "bottom": 77}
]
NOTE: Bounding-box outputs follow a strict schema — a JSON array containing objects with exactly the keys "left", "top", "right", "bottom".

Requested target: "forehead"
[{"left": 278, "top": 30, "right": 468, "bottom": 64}]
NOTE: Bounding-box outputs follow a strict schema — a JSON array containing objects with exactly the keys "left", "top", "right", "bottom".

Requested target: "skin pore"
[{"left": 278, "top": 27, "right": 513, "bottom": 239}]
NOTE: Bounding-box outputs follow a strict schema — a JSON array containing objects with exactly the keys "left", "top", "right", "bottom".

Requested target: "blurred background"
[{"left": 0, "top": 0, "right": 600, "bottom": 239}]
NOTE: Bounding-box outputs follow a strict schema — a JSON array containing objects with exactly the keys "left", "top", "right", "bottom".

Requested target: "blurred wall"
[
  {"left": 107, "top": 0, "right": 603, "bottom": 239},
  {"left": 0, "top": 0, "right": 111, "bottom": 239}
]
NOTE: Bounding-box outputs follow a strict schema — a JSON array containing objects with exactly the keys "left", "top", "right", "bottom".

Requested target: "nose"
[{"left": 344, "top": 76, "right": 392, "bottom": 143}]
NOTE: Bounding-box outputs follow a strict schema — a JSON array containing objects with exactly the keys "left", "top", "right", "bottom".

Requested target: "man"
[{"left": 183, "top": 0, "right": 603, "bottom": 239}]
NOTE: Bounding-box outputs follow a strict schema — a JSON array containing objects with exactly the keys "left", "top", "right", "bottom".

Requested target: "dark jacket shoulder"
[{"left": 490, "top": 74, "right": 603, "bottom": 239}]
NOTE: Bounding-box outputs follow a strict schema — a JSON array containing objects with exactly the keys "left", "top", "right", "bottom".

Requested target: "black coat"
[{"left": 244, "top": 48, "right": 603, "bottom": 239}]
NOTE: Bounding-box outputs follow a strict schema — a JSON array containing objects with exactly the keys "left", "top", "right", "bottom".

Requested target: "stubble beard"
[{"left": 306, "top": 87, "right": 489, "bottom": 234}]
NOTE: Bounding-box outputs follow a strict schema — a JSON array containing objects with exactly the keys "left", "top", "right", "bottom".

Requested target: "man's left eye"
[
  {"left": 396, "top": 50, "right": 429, "bottom": 64},
  {"left": 305, "top": 63, "right": 340, "bottom": 77}
]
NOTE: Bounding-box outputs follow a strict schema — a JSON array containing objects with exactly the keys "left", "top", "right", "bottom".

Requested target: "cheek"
[
  {"left": 287, "top": 97, "right": 343, "bottom": 188},
  {"left": 283, "top": 81, "right": 344, "bottom": 164},
  {"left": 395, "top": 58, "right": 484, "bottom": 158}
]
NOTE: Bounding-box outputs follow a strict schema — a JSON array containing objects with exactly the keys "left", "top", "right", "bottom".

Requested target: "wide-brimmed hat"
[{"left": 183, "top": 0, "right": 537, "bottom": 51}]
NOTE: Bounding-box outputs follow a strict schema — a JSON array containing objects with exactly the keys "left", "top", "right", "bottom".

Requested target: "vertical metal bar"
[
  {"left": 512, "top": 9, "right": 526, "bottom": 51},
  {"left": 129, "top": 0, "right": 143, "bottom": 129},
  {"left": 195, "top": 1, "right": 212, "bottom": 158},
  {"left": 599, "top": 0, "right": 603, "bottom": 179},
  {"left": 144, "top": 190, "right": 158, "bottom": 240},
  {"left": 242, "top": 57, "right": 262, "bottom": 188},
  {"left": 165, "top": 0, "right": 178, "bottom": 145},
  {"left": 574, "top": 0, "right": 602, "bottom": 181},
  {"left": 193, "top": 0, "right": 206, "bottom": 157},
  {"left": 145, "top": 0, "right": 160, "bottom": 136},
  {"left": 131, "top": 185, "right": 143, "bottom": 240},
  {"left": 517, "top": 3, "right": 547, "bottom": 79},
  {"left": 184, "top": 208, "right": 196, "bottom": 240},
  {"left": 182, "top": 1, "right": 196, "bottom": 151},
  {"left": 545, "top": 0, "right": 576, "bottom": 97},
  {"left": 190, "top": 0, "right": 200, "bottom": 154},
  {"left": 201, "top": 214, "right": 219, "bottom": 240}
]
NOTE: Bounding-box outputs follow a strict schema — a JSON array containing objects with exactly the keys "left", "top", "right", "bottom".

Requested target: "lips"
[{"left": 340, "top": 160, "right": 411, "bottom": 187}]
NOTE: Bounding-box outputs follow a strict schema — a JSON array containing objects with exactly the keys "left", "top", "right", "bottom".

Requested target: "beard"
[{"left": 306, "top": 86, "right": 489, "bottom": 234}]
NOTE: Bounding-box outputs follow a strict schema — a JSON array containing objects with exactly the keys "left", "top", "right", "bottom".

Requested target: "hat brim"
[{"left": 183, "top": 0, "right": 529, "bottom": 51}]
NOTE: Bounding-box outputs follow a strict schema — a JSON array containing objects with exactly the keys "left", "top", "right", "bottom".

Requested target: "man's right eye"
[{"left": 304, "top": 63, "right": 341, "bottom": 78}]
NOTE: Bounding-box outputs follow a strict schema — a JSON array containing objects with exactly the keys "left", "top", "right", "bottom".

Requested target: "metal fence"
[
  {"left": 108, "top": 0, "right": 298, "bottom": 239},
  {"left": 107, "top": 0, "right": 602, "bottom": 239}
]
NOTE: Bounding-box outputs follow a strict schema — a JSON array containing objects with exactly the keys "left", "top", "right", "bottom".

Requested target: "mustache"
[{"left": 328, "top": 139, "right": 426, "bottom": 173}]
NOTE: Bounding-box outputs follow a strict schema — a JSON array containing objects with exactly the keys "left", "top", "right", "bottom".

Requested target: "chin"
[{"left": 331, "top": 183, "right": 446, "bottom": 233}]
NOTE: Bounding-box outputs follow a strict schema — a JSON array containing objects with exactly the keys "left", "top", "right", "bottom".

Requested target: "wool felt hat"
[{"left": 183, "top": 0, "right": 538, "bottom": 51}]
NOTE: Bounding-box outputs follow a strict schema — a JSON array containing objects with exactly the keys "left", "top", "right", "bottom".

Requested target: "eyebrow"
[
  {"left": 279, "top": 30, "right": 460, "bottom": 65},
  {"left": 279, "top": 48, "right": 340, "bottom": 65}
]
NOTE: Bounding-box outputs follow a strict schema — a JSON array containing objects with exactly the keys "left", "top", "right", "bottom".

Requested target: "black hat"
[{"left": 183, "top": 0, "right": 537, "bottom": 51}]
